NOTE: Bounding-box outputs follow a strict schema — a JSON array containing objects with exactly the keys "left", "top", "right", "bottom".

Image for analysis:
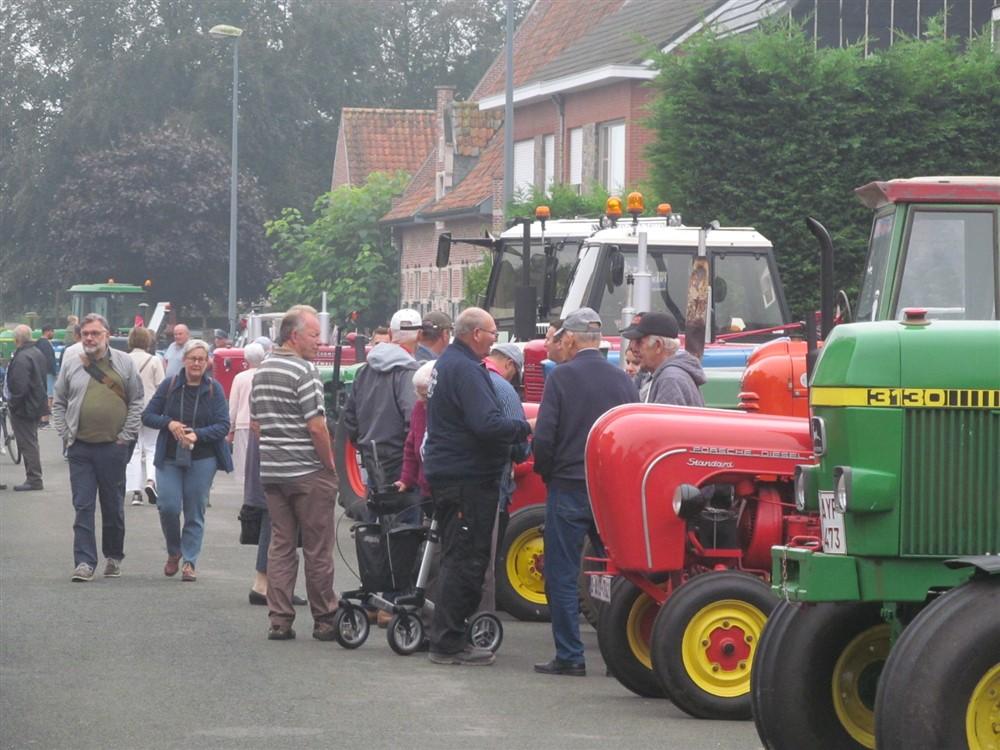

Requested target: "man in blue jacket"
[
  {"left": 532, "top": 307, "right": 638, "bottom": 676},
  {"left": 424, "top": 307, "right": 531, "bottom": 666}
]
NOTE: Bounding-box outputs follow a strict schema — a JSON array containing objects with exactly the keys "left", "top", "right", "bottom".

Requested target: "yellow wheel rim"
[
  {"left": 680, "top": 599, "right": 767, "bottom": 698},
  {"left": 966, "top": 662, "right": 1000, "bottom": 750},
  {"left": 832, "top": 624, "right": 890, "bottom": 749},
  {"left": 625, "top": 593, "right": 657, "bottom": 670},
  {"left": 504, "top": 527, "right": 547, "bottom": 605}
]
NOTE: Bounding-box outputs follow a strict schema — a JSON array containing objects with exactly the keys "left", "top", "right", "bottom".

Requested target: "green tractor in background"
[{"left": 751, "top": 316, "right": 1000, "bottom": 749}]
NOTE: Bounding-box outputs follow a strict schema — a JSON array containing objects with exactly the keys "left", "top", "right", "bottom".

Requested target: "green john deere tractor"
[{"left": 751, "top": 316, "right": 1000, "bottom": 750}]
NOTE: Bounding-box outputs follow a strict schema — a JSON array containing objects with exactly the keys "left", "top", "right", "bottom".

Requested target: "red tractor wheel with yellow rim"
[
  {"left": 650, "top": 571, "right": 776, "bottom": 719},
  {"left": 495, "top": 505, "right": 550, "bottom": 621},
  {"left": 597, "top": 578, "right": 667, "bottom": 698},
  {"left": 875, "top": 579, "right": 1000, "bottom": 750}
]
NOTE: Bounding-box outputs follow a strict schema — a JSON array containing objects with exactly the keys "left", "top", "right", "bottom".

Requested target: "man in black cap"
[
  {"left": 414, "top": 311, "right": 452, "bottom": 362},
  {"left": 532, "top": 307, "right": 638, "bottom": 676},
  {"left": 620, "top": 311, "right": 705, "bottom": 406}
]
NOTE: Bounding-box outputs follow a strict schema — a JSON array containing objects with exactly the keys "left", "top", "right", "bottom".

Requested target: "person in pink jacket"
[{"left": 394, "top": 360, "right": 434, "bottom": 500}]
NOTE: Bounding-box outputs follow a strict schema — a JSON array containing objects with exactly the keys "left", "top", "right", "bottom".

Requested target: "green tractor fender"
[{"left": 945, "top": 555, "right": 1000, "bottom": 578}]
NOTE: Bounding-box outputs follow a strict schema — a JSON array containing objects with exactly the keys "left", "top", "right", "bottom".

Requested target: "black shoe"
[
  {"left": 250, "top": 590, "right": 307, "bottom": 606},
  {"left": 144, "top": 484, "right": 158, "bottom": 505},
  {"left": 13, "top": 483, "right": 43, "bottom": 492},
  {"left": 534, "top": 658, "right": 586, "bottom": 676},
  {"left": 267, "top": 625, "right": 296, "bottom": 641}
]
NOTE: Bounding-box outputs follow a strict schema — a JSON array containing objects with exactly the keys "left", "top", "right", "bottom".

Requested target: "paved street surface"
[{"left": 1, "top": 430, "right": 764, "bottom": 750}]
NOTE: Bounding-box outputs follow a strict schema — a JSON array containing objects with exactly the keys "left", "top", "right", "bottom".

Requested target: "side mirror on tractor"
[
  {"left": 609, "top": 248, "right": 625, "bottom": 287},
  {"left": 436, "top": 233, "right": 452, "bottom": 268}
]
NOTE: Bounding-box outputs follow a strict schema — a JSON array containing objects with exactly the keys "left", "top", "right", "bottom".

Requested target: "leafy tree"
[
  {"left": 265, "top": 172, "right": 410, "bottom": 329},
  {"left": 646, "top": 19, "right": 1000, "bottom": 318},
  {"left": 509, "top": 183, "right": 612, "bottom": 220},
  {"left": 1, "top": 0, "right": 527, "bottom": 317},
  {"left": 463, "top": 252, "right": 494, "bottom": 308},
  {"left": 46, "top": 125, "right": 273, "bottom": 316}
]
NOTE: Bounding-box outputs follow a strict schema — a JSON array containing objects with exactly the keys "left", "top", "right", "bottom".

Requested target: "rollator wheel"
[
  {"left": 467, "top": 612, "right": 504, "bottom": 653},
  {"left": 333, "top": 604, "right": 370, "bottom": 649},
  {"left": 387, "top": 612, "right": 425, "bottom": 656}
]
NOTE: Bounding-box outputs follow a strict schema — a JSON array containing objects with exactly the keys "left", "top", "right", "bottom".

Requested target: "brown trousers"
[{"left": 263, "top": 468, "right": 339, "bottom": 628}]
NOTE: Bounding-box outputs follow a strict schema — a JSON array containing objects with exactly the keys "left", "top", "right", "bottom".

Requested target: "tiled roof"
[
  {"left": 452, "top": 101, "right": 503, "bottom": 157},
  {"left": 422, "top": 133, "right": 503, "bottom": 218},
  {"left": 472, "top": 0, "right": 626, "bottom": 100},
  {"left": 336, "top": 108, "right": 435, "bottom": 187},
  {"left": 538, "top": 0, "right": 726, "bottom": 81},
  {"left": 380, "top": 149, "right": 437, "bottom": 223}
]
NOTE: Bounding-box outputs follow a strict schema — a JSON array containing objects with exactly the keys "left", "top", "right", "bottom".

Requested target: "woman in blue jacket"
[{"left": 142, "top": 338, "right": 232, "bottom": 581}]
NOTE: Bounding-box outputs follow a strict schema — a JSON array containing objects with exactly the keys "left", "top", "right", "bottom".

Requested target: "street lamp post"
[{"left": 209, "top": 24, "right": 243, "bottom": 341}]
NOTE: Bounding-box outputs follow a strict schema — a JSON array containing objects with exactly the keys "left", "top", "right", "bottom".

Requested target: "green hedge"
[{"left": 646, "top": 19, "right": 1000, "bottom": 318}]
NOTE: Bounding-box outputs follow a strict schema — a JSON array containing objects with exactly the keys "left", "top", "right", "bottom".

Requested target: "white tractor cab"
[{"left": 559, "top": 204, "right": 792, "bottom": 349}]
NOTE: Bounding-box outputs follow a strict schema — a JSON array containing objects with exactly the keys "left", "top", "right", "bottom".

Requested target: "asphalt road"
[{"left": 1, "top": 429, "right": 765, "bottom": 750}]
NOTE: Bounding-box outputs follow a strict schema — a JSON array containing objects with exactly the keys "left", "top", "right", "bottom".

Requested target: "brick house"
[{"left": 376, "top": 0, "right": 996, "bottom": 315}]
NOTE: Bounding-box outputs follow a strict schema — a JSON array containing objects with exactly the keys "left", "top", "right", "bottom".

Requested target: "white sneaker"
[{"left": 130, "top": 491, "right": 143, "bottom": 506}]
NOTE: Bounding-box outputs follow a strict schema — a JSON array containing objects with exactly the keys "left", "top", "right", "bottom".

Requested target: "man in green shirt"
[{"left": 52, "top": 313, "right": 143, "bottom": 582}]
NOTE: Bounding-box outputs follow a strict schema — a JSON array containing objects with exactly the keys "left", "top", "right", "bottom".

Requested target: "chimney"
[{"left": 435, "top": 85, "right": 457, "bottom": 200}]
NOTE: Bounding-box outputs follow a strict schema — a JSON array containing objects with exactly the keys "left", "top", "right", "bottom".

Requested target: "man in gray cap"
[
  {"left": 532, "top": 307, "right": 638, "bottom": 676},
  {"left": 484, "top": 342, "right": 530, "bottom": 524},
  {"left": 620, "top": 311, "right": 705, "bottom": 406}
]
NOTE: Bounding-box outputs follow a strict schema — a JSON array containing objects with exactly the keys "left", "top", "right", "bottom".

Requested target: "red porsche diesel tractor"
[{"left": 583, "top": 175, "right": 1000, "bottom": 719}]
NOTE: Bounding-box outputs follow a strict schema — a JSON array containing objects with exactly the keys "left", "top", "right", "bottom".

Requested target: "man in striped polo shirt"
[{"left": 251, "top": 306, "right": 339, "bottom": 641}]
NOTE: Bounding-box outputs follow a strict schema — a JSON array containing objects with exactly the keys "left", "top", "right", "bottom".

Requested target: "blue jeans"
[
  {"left": 69, "top": 440, "right": 130, "bottom": 567},
  {"left": 157, "top": 457, "right": 217, "bottom": 566},
  {"left": 543, "top": 484, "right": 598, "bottom": 664}
]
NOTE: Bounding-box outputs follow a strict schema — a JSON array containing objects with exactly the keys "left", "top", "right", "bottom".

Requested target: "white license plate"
[
  {"left": 589, "top": 574, "right": 613, "bottom": 603},
  {"left": 819, "top": 490, "right": 847, "bottom": 554}
]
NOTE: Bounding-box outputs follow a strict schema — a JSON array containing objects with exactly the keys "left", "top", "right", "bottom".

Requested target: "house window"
[
  {"left": 599, "top": 121, "right": 625, "bottom": 194},
  {"left": 513, "top": 139, "right": 535, "bottom": 196},
  {"left": 543, "top": 134, "right": 555, "bottom": 190},
  {"left": 568, "top": 128, "right": 583, "bottom": 186}
]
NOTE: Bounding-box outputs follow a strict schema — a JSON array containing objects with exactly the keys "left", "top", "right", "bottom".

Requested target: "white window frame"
[
  {"left": 568, "top": 127, "right": 583, "bottom": 186},
  {"left": 599, "top": 121, "right": 626, "bottom": 194},
  {"left": 513, "top": 139, "right": 535, "bottom": 196}
]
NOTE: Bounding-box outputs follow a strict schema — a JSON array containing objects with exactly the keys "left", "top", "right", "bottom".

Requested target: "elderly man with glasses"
[
  {"left": 423, "top": 307, "right": 532, "bottom": 666},
  {"left": 52, "top": 313, "right": 143, "bottom": 582}
]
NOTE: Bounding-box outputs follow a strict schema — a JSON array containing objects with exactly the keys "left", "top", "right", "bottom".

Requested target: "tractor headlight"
[
  {"left": 672, "top": 484, "right": 707, "bottom": 519},
  {"left": 833, "top": 466, "right": 851, "bottom": 513},
  {"left": 794, "top": 466, "right": 807, "bottom": 511},
  {"left": 810, "top": 416, "right": 826, "bottom": 457}
]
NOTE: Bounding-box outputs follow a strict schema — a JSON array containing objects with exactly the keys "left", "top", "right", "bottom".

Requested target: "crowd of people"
[{"left": 1, "top": 302, "right": 705, "bottom": 672}]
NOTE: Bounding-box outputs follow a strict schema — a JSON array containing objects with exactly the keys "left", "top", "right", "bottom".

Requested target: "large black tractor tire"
[
  {"left": 495, "top": 505, "right": 550, "bottom": 622},
  {"left": 750, "top": 601, "right": 886, "bottom": 750},
  {"left": 749, "top": 600, "right": 799, "bottom": 747},
  {"left": 596, "top": 579, "right": 666, "bottom": 699},
  {"left": 650, "top": 571, "right": 777, "bottom": 720},
  {"left": 578, "top": 536, "right": 606, "bottom": 630},
  {"left": 333, "top": 414, "right": 367, "bottom": 518},
  {"left": 875, "top": 579, "right": 1000, "bottom": 750}
]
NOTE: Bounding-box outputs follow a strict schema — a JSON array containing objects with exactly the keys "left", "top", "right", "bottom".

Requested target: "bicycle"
[{"left": 0, "top": 397, "right": 22, "bottom": 464}]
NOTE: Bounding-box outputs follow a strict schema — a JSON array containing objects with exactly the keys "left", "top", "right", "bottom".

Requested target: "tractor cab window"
[
  {"left": 894, "top": 210, "right": 997, "bottom": 320},
  {"left": 857, "top": 212, "right": 894, "bottom": 321},
  {"left": 489, "top": 238, "right": 583, "bottom": 322},
  {"left": 711, "top": 252, "right": 785, "bottom": 337},
  {"left": 582, "top": 246, "right": 692, "bottom": 333}
]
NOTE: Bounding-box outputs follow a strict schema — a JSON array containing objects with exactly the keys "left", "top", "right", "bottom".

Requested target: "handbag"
[{"left": 237, "top": 504, "right": 263, "bottom": 545}]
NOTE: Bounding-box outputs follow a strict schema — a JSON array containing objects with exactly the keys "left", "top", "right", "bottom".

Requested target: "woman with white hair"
[
  {"left": 226, "top": 341, "right": 266, "bottom": 486},
  {"left": 142, "top": 338, "right": 233, "bottom": 582},
  {"left": 394, "top": 360, "right": 435, "bottom": 500}
]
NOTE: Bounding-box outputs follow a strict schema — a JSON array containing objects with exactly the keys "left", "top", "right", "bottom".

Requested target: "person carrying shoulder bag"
[{"left": 142, "top": 338, "right": 232, "bottom": 582}]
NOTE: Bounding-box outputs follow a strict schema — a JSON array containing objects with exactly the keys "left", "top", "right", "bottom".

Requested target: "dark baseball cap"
[
  {"left": 620, "top": 311, "right": 679, "bottom": 339},
  {"left": 421, "top": 311, "right": 452, "bottom": 332},
  {"left": 213, "top": 328, "right": 228, "bottom": 339}
]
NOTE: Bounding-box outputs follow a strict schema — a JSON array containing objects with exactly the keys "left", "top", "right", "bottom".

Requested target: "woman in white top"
[
  {"left": 226, "top": 341, "right": 266, "bottom": 487},
  {"left": 126, "top": 326, "right": 166, "bottom": 505}
]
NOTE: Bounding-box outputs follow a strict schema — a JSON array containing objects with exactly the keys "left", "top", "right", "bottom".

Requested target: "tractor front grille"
[{"left": 900, "top": 408, "right": 999, "bottom": 556}]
